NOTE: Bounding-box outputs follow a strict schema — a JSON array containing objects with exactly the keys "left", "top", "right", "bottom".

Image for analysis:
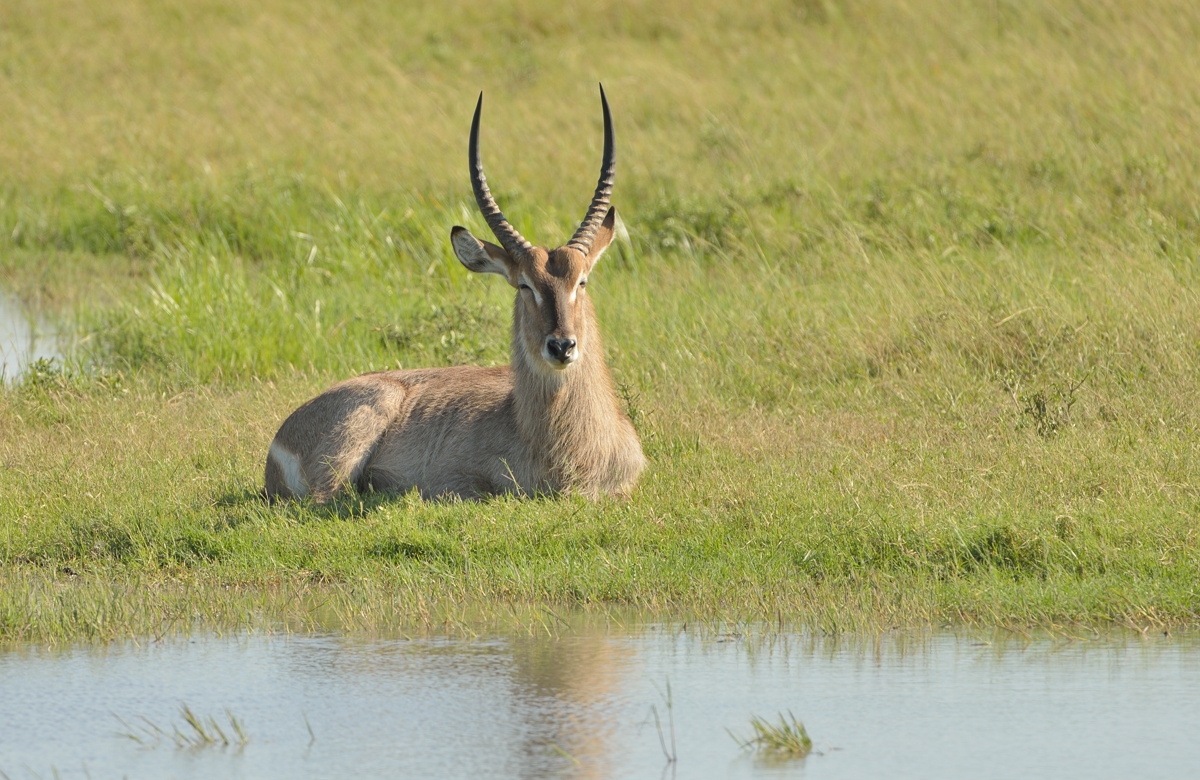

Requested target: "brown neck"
[{"left": 510, "top": 298, "right": 625, "bottom": 484}]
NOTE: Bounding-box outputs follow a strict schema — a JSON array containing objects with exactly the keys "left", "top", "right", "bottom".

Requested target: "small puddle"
[
  {"left": 1, "top": 622, "right": 1197, "bottom": 779},
  {"left": 0, "top": 290, "right": 60, "bottom": 383}
]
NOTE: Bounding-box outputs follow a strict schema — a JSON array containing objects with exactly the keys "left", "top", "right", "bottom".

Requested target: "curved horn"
[
  {"left": 566, "top": 84, "right": 616, "bottom": 256},
  {"left": 469, "top": 93, "right": 532, "bottom": 256}
]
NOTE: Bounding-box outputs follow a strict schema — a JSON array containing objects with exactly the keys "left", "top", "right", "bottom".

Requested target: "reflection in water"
[
  {"left": 506, "top": 628, "right": 635, "bottom": 778},
  {"left": 0, "top": 290, "right": 59, "bottom": 382},
  {"left": 1, "top": 621, "right": 1198, "bottom": 779}
]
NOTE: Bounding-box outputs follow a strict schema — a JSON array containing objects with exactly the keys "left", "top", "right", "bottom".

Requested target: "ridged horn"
[
  {"left": 566, "top": 84, "right": 616, "bottom": 256},
  {"left": 469, "top": 93, "right": 533, "bottom": 256}
]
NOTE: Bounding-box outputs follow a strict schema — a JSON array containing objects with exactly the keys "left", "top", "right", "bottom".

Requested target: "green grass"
[
  {"left": 730, "top": 711, "right": 814, "bottom": 760},
  {"left": 115, "top": 703, "right": 249, "bottom": 749},
  {"left": 2, "top": 0, "right": 1200, "bottom": 643}
]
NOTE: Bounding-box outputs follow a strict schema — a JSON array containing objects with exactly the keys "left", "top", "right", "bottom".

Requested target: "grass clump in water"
[
  {"left": 114, "top": 703, "right": 248, "bottom": 750},
  {"left": 730, "top": 710, "right": 814, "bottom": 759}
]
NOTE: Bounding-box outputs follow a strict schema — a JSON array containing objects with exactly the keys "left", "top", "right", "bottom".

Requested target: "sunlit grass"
[
  {"left": 730, "top": 711, "right": 814, "bottom": 759},
  {"left": 114, "top": 703, "right": 248, "bottom": 750},
  {"left": 2, "top": 0, "right": 1200, "bottom": 640}
]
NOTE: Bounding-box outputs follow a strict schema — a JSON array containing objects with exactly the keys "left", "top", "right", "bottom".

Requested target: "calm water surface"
[
  {"left": 1, "top": 624, "right": 1197, "bottom": 779},
  {"left": 0, "top": 290, "right": 59, "bottom": 382}
]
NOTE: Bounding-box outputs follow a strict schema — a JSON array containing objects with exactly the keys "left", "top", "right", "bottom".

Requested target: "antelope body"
[{"left": 265, "top": 87, "right": 645, "bottom": 502}]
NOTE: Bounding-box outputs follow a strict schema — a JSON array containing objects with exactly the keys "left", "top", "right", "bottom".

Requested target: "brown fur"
[{"left": 265, "top": 209, "right": 646, "bottom": 502}]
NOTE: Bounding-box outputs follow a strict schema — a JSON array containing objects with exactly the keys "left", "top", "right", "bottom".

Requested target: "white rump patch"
[{"left": 269, "top": 441, "right": 308, "bottom": 497}]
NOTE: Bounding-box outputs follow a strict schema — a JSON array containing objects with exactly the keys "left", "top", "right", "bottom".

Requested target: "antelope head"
[{"left": 450, "top": 86, "right": 617, "bottom": 374}]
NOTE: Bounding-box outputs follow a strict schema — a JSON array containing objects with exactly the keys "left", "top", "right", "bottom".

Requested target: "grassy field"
[{"left": 2, "top": 0, "right": 1199, "bottom": 642}]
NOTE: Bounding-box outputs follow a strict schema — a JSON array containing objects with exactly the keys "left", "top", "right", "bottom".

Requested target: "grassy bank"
[{"left": 2, "top": 0, "right": 1199, "bottom": 642}]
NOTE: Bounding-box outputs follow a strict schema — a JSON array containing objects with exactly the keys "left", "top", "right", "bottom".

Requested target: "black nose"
[{"left": 546, "top": 337, "right": 576, "bottom": 362}]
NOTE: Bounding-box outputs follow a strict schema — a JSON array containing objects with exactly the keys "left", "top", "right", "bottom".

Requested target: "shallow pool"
[
  {"left": 0, "top": 290, "right": 59, "bottom": 383},
  {"left": 1, "top": 622, "right": 1196, "bottom": 779}
]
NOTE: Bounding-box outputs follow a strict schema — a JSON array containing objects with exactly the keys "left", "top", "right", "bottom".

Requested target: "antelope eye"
[
  {"left": 579, "top": 278, "right": 588, "bottom": 287},
  {"left": 519, "top": 283, "right": 532, "bottom": 292}
]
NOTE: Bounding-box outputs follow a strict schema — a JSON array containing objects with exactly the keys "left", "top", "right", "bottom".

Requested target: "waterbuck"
[{"left": 265, "top": 86, "right": 645, "bottom": 502}]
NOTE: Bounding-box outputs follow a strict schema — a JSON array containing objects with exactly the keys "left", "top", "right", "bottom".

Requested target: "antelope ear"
[
  {"left": 584, "top": 207, "right": 618, "bottom": 270},
  {"left": 451, "top": 226, "right": 513, "bottom": 278}
]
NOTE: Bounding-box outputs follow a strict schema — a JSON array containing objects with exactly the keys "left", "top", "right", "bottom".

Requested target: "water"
[
  {"left": 1, "top": 624, "right": 1197, "bottom": 779},
  {"left": 0, "top": 290, "right": 59, "bottom": 383}
]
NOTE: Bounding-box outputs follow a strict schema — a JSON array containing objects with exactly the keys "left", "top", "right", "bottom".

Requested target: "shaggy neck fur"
[{"left": 510, "top": 294, "right": 629, "bottom": 493}]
